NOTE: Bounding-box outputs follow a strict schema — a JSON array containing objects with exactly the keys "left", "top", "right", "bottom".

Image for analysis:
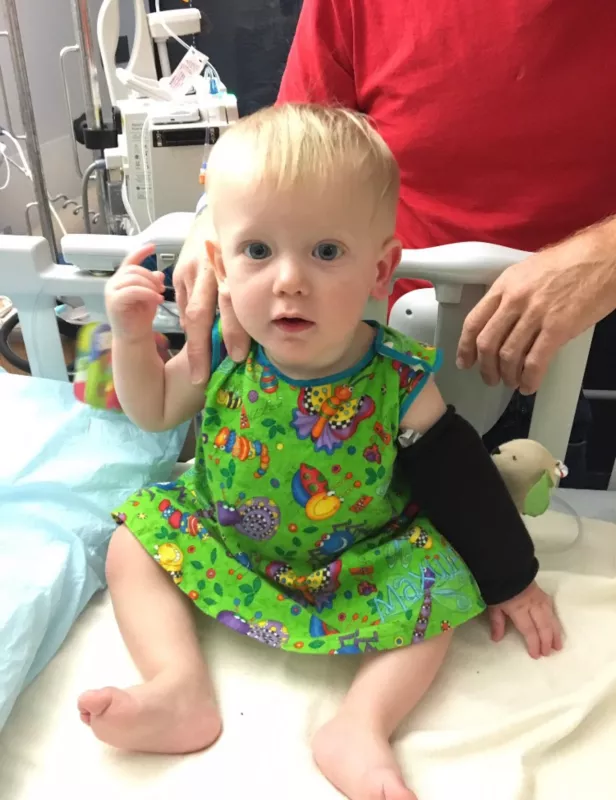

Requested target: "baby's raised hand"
[
  {"left": 105, "top": 244, "right": 165, "bottom": 342},
  {"left": 488, "top": 581, "right": 563, "bottom": 659}
]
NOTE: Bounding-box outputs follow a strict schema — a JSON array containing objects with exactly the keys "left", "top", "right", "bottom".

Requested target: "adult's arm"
[
  {"left": 277, "top": 0, "right": 358, "bottom": 107},
  {"left": 457, "top": 215, "right": 616, "bottom": 394}
]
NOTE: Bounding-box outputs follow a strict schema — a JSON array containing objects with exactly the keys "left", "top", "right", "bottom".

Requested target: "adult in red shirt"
[{"left": 176, "top": 0, "right": 616, "bottom": 407}]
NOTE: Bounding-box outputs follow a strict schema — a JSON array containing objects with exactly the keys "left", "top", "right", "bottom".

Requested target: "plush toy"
[
  {"left": 491, "top": 439, "right": 568, "bottom": 517},
  {"left": 73, "top": 322, "right": 170, "bottom": 412}
]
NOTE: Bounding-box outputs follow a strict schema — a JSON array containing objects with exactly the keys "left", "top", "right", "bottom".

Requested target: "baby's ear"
[
  {"left": 371, "top": 237, "right": 402, "bottom": 301},
  {"left": 206, "top": 240, "right": 226, "bottom": 284}
]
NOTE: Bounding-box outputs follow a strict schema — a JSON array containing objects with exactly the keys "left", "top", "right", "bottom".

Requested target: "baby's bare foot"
[
  {"left": 313, "top": 715, "right": 417, "bottom": 800},
  {"left": 77, "top": 671, "right": 221, "bottom": 754}
]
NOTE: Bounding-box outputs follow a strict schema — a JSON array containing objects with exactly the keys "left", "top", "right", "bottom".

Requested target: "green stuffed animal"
[{"left": 491, "top": 440, "right": 568, "bottom": 517}]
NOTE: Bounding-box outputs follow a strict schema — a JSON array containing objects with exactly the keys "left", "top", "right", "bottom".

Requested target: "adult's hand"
[
  {"left": 456, "top": 217, "right": 616, "bottom": 395},
  {"left": 173, "top": 213, "right": 250, "bottom": 383}
]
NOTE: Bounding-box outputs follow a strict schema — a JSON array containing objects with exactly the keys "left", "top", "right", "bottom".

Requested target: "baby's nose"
[{"left": 275, "top": 259, "right": 308, "bottom": 293}]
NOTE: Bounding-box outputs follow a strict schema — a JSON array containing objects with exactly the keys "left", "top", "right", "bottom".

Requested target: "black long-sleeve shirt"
[{"left": 396, "top": 407, "right": 538, "bottom": 605}]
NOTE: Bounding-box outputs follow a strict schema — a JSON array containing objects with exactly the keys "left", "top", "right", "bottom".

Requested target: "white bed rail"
[{"left": 0, "top": 230, "right": 595, "bottom": 466}]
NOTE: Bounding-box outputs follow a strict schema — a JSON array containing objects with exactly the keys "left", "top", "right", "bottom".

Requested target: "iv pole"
[
  {"left": 2, "top": 0, "right": 59, "bottom": 260},
  {"left": 70, "top": 0, "right": 113, "bottom": 233}
]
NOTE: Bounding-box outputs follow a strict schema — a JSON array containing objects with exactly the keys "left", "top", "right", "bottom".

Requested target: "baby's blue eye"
[
  {"left": 244, "top": 242, "right": 272, "bottom": 260},
  {"left": 313, "top": 242, "right": 343, "bottom": 261}
]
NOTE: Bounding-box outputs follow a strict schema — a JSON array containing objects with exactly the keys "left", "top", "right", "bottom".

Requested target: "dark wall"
[{"left": 151, "top": 1, "right": 303, "bottom": 115}]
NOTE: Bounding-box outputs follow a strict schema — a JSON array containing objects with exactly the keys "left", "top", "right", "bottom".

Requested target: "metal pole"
[
  {"left": 70, "top": 0, "right": 102, "bottom": 131},
  {"left": 70, "top": 0, "right": 113, "bottom": 232},
  {"left": 59, "top": 44, "right": 84, "bottom": 177},
  {"left": 0, "top": 32, "right": 14, "bottom": 132},
  {"left": 2, "top": 0, "right": 58, "bottom": 259}
]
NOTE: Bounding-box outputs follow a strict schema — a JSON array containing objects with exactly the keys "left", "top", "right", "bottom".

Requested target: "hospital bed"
[{"left": 1, "top": 222, "right": 615, "bottom": 800}]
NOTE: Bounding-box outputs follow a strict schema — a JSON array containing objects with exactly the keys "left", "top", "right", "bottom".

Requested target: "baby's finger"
[
  {"left": 112, "top": 272, "right": 165, "bottom": 295},
  {"left": 489, "top": 608, "right": 506, "bottom": 643},
  {"left": 511, "top": 610, "right": 541, "bottom": 659},
  {"left": 120, "top": 243, "right": 156, "bottom": 269},
  {"left": 530, "top": 604, "right": 560, "bottom": 657},
  {"left": 119, "top": 263, "right": 163, "bottom": 278},
  {"left": 112, "top": 285, "right": 164, "bottom": 309},
  {"left": 114, "top": 265, "right": 165, "bottom": 290}
]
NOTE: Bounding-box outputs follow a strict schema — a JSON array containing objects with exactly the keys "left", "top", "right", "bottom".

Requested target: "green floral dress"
[{"left": 113, "top": 322, "right": 485, "bottom": 654}]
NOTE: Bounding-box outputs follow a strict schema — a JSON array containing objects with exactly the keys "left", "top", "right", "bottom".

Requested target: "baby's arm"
[
  {"left": 112, "top": 340, "right": 206, "bottom": 432},
  {"left": 398, "top": 378, "right": 562, "bottom": 658},
  {"left": 106, "top": 245, "right": 208, "bottom": 432}
]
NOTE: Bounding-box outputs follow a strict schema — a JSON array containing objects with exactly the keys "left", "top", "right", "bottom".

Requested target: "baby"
[{"left": 78, "top": 105, "right": 561, "bottom": 800}]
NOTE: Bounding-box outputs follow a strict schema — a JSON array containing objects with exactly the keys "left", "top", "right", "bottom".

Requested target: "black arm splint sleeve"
[{"left": 396, "top": 406, "right": 539, "bottom": 605}]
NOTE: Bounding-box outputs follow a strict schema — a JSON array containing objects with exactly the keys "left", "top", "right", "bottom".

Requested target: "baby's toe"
[
  {"left": 77, "top": 687, "right": 115, "bottom": 718},
  {"left": 367, "top": 768, "right": 418, "bottom": 800}
]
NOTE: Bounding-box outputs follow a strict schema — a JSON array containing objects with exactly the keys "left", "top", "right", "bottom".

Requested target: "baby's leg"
[
  {"left": 78, "top": 525, "right": 221, "bottom": 753},
  {"left": 313, "top": 631, "right": 452, "bottom": 800}
]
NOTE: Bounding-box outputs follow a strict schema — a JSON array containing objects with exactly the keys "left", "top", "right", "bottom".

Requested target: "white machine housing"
[
  {"left": 107, "top": 94, "right": 237, "bottom": 233},
  {"left": 97, "top": 0, "right": 238, "bottom": 235},
  {"left": 98, "top": 0, "right": 201, "bottom": 106}
]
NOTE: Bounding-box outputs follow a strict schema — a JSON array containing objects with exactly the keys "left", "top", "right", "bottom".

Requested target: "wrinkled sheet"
[
  {"left": 0, "top": 373, "right": 187, "bottom": 728},
  {"left": 1, "top": 499, "right": 615, "bottom": 799}
]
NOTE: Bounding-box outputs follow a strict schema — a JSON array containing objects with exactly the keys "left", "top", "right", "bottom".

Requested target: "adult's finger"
[
  {"left": 473, "top": 304, "right": 521, "bottom": 386},
  {"left": 497, "top": 311, "right": 541, "bottom": 389},
  {"left": 510, "top": 610, "right": 540, "bottom": 659},
  {"left": 456, "top": 291, "right": 502, "bottom": 370},
  {"left": 185, "top": 266, "right": 218, "bottom": 384},
  {"left": 173, "top": 258, "right": 198, "bottom": 328},
  {"left": 175, "top": 281, "right": 187, "bottom": 329},
  {"left": 489, "top": 608, "right": 507, "bottom": 643},
  {"left": 218, "top": 286, "right": 251, "bottom": 362},
  {"left": 519, "top": 327, "right": 563, "bottom": 396},
  {"left": 529, "top": 604, "right": 557, "bottom": 658}
]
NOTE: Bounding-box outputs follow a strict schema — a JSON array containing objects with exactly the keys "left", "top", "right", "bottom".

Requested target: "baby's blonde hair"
[{"left": 205, "top": 103, "right": 400, "bottom": 227}]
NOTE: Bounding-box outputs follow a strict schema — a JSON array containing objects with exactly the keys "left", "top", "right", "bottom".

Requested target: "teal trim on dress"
[
  {"left": 210, "top": 316, "right": 224, "bottom": 373},
  {"left": 398, "top": 348, "right": 443, "bottom": 421},
  {"left": 256, "top": 323, "right": 382, "bottom": 387}
]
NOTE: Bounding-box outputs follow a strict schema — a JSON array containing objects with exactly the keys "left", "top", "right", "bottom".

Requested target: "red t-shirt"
[{"left": 277, "top": 0, "right": 616, "bottom": 308}]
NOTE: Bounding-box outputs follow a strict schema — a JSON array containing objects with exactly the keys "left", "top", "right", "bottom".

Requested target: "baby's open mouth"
[{"left": 273, "top": 317, "right": 315, "bottom": 333}]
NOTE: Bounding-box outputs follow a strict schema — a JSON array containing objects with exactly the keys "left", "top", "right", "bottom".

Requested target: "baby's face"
[{"left": 209, "top": 175, "right": 399, "bottom": 378}]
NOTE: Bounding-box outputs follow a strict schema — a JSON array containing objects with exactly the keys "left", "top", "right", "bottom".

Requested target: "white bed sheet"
[{"left": 1, "top": 505, "right": 615, "bottom": 800}]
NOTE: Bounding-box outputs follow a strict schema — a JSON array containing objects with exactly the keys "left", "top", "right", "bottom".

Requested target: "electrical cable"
[
  {"left": 121, "top": 178, "right": 141, "bottom": 233},
  {"left": 0, "top": 309, "right": 79, "bottom": 375},
  {"left": 6, "top": 153, "right": 29, "bottom": 176},
  {"left": 0, "top": 126, "right": 68, "bottom": 236},
  {"left": 1, "top": 126, "right": 30, "bottom": 177},
  {"left": 155, "top": 0, "right": 190, "bottom": 52},
  {"left": 0, "top": 311, "right": 29, "bottom": 372},
  {"left": 0, "top": 144, "right": 11, "bottom": 190},
  {"left": 539, "top": 492, "right": 583, "bottom": 553}
]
